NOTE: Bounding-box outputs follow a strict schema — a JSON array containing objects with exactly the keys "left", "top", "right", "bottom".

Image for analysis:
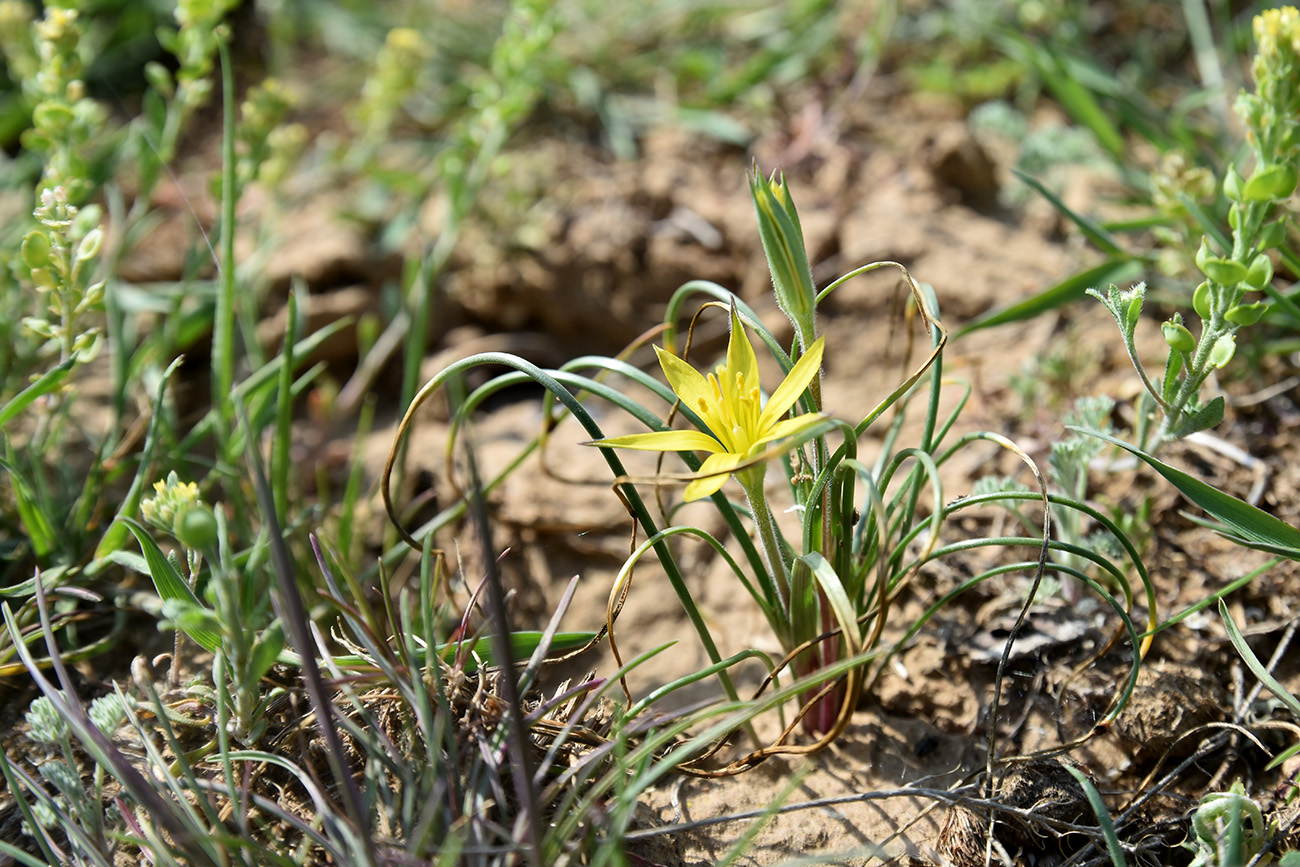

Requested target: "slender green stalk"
[
  {"left": 213, "top": 37, "right": 238, "bottom": 445},
  {"left": 739, "top": 469, "right": 789, "bottom": 614}
]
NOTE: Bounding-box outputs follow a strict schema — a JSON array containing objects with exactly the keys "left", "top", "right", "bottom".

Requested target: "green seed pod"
[
  {"left": 22, "top": 316, "right": 56, "bottom": 339},
  {"left": 174, "top": 507, "right": 218, "bottom": 550},
  {"left": 1200, "top": 256, "right": 1248, "bottom": 286},
  {"left": 1244, "top": 253, "right": 1274, "bottom": 290},
  {"left": 1259, "top": 219, "right": 1287, "bottom": 250},
  {"left": 1223, "top": 164, "right": 1244, "bottom": 202},
  {"left": 1207, "top": 334, "right": 1236, "bottom": 369},
  {"left": 21, "top": 231, "right": 51, "bottom": 269},
  {"left": 1194, "top": 237, "right": 1211, "bottom": 272},
  {"left": 1243, "top": 164, "right": 1299, "bottom": 201},
  {"left": 1225, "top": 302, "right": 1268, "bottom": 326},
  {"left": 80, "top": 280, "right": 105, "bottom": 311},
  {"left": 75, "top": 228, "right": 102, "bottom": 262},
  {"left": 32, "top": 102, "right": 74, "bottom": 133},
  {"left": 1162, "top": 320, "right": 1196, "bottom": 353},
  {"left": 1228, "top": 204, "right": 1240, "bottom": 232},
  {"left": 1192, "top": 281, "right": 1213, "bottom": 319}
]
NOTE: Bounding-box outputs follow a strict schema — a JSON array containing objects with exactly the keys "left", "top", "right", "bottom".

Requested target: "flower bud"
[
  {"left": 1125, "top": 292, "right": 1144, "bottom": 331},
  {"left": 145, "top": 61, "right": 174, "bottom": 97},
  {"left": 1223, "top": 164, "right": 1244, "bottom": 202},
  {"left": 750, "top": 166, "right": 817, "bottom": 349},
  {"left": 1235, "top": 92, "right": 1264, "bottom": 131}
]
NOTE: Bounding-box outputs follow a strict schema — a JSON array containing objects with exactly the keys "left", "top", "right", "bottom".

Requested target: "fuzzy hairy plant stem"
[{"left": 740, "top": 469, "right": 790, "bottom": 615}]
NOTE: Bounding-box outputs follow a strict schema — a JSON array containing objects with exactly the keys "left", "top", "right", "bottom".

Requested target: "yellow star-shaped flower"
[{"left": 590, "top": 306, "right": 825, "bottom": 501}]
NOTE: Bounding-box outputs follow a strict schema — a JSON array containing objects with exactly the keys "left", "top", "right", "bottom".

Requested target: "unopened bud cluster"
[{"left": 141, "top": 472, "right": 218, "bottom": 550}]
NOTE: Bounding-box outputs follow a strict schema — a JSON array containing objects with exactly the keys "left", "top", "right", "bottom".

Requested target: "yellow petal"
[
  {"left": 755, "top": 411, "right": 828, "bottom": 447},
  {"left": 758, "top": 335, "right": 824, "bottom": 432},
  {"left": 726, "top": 304, "right": 760, "bottom": 399},
  {"left": 655, "top": 346, "right": 713, "bottom": 419},
  {"left": 683, "top": 452, "right": 744, "bottom": 501},
  {"left": 588, "top": 429, "right": 723, "bottom": 453}
]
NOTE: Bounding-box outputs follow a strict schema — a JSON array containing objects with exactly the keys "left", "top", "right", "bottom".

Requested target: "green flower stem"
[
  {"left": 1154, "top": 322, "right": 1221, "bottom": 449},
  {"left": 739, "top": 467, "right": 791, "bottom": 616}
]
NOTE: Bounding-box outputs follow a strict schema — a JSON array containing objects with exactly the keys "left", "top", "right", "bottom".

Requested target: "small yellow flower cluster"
[
  {"left": 356, "top": 27, "right": 432, "bottom": 144},
  {"left": 140, "top": 472, "right": 202, "bottom": 529},
  {"left": 141, "top": 472, "right": 218, "bottom": 549},
  {"left": 1254, "top": 6, "right": 1300, "bottom": 60},
  {"left": 237, "top": 77, "right": 303, "bottom": 189}
]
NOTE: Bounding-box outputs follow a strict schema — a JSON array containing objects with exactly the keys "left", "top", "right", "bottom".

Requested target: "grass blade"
[
  {"left": 122, "top": 518, "right": 221, "bottom": 652},
  {"left": 1071, "top": 427, "right": 1300, "bottom": 553},
  {"left": 957, "top": 258, "right": 1142, "bottom": 337},
  {"left": 1219, "top": 599, "right": 1300, "bottom": 719},
  {"left": 1064, "top": 764, "right": 1127, "bottom": 867},
  {"left": 1012, "top": 168, "right": 1126, "bottom": 255},
  {"left": 272, "top": 289, "right": 298, "bottom": 524},
  {"left": 0, "top": 357, "right": 74, "bottom": 426}
]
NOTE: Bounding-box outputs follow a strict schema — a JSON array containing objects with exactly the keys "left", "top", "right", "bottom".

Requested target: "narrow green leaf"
[
  {"left": 273, "top": 630, "right": 598, "bottom": 673},
  {"left": 0, "top": 458, "right": 55, "bottom": 559},
  {"left": 1267, "top": 741, "right": 1300, "bottom": 773},
  {"left": 272, "top": 290, "right": 298, "bottom": 524},
  {"left": 957, "top": 259, "right": 1142, "bottom": 337},
  {"left": 1064, "top": 765, "right": 1127, "bottom": 867},
  {"left": 1177, "top": 193, "right": 1232, "bottom": 252},
  {"left": 453, "top": 630, "right": 597, "bottom": 668},
  {"left": 122, "top": 518, "right": 221, "bottom": 653},
  {"left": 1167, "top": 396, "right": 1224, "bottom": 439},
  {"left": 1220, "top": 599, "right": 1300, "bottom": 719},
  {"left": 1012, "top": 168, "right": 1125, "bottom": 254},
  {"left": 0, "top": 358, "right": 74, "bottom": 427},
  {"left": 246, "top": 621, "right": 286, "bottom": 685},
  {"left": 1023, "top": 45, "right": 1124, "bottom": 157},
  {"left": 176, "top": 319, "right": 348, "bottom": 453},
  {"left": 799, "top": 552, "right": 859, "bottom": 648},
  {"left": 1071, "top": 427, "right": 1300, "bottom": 553}
]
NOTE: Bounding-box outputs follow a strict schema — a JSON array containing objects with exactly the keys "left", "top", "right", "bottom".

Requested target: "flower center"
[{"left": 697, "top": 368, "right": 764, "bottom": 454}]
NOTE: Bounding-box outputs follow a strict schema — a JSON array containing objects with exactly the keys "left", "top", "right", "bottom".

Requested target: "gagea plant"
[{"left": 386, "top": 167, "right": 1152, "bottom": 763}]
